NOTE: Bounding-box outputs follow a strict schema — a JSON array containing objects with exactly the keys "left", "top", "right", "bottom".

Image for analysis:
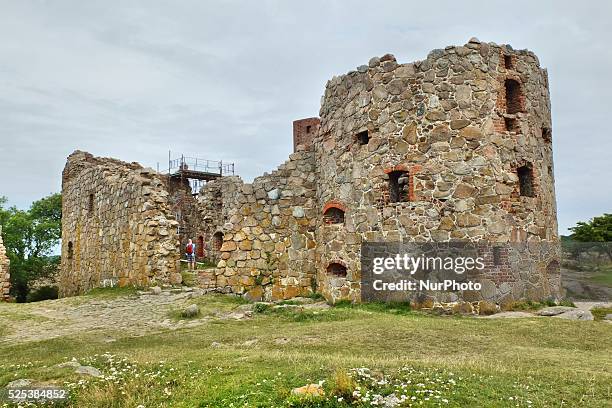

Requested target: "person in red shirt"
[{"left": 185, "top": 239, "right": 196, "bottom": 271}]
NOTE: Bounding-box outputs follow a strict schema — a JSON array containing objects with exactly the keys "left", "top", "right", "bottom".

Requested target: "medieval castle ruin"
[
  {"left": 59, "top": 38, "right": 561, "bottom": 305},
  {"left": 0, "top": 228, "right": 10, "bottom": 301}
]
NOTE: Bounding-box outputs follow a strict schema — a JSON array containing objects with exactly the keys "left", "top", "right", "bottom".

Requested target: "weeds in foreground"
[{"left": 591, "top": 307, "right": 612, "bottom": 321}]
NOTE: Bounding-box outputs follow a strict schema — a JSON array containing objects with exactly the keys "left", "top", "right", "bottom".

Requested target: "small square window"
[
  {"left": 504, "top": 55, "right": 513, "bottom": 69},
  {"left": 356, "top": 130, "right": 370, "bottom": 145},
  {"left": 504, "top": 117, "right": 518, "bottom": 133},
  {"left": 388, "top": 170, "right": 409, "bottom": 203},
  {"left": 542, "top": 127, "right": 552, "bottom": 143}
]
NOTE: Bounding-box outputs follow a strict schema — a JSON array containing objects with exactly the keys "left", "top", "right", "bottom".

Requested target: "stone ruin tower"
[
  {"left": 58, "top": 39, "right": 561, "bottom": 306},
  {"left": 311, "top": 38, "right": 560, "bottom": 304},
  {"left": 0, "top": 227, "right": 10, "bottom": 301}
]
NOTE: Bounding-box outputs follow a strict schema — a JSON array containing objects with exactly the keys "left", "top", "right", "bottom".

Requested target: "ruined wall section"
[
  {"left": 197, "top": 151, "right": 317, "bottom": 301},
  {"left": 60, "top": 151, "right": 181, "bottom": 296},
  {"left": 167, "top": 178, "right": 207, "bottom": 258},
  {"left": 0, "top": 228, "right": 10, "bottom": 301},
  {"left": 314, "top": 39, "right": 559, "bottom": 303}
]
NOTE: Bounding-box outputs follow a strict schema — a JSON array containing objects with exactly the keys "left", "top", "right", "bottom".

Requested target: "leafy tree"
[
  {"left": 569, "top": 213, "right": 612, "bottom": 261},
  {"left": 0, "top": 194, "right": 62, "bottom": 302}
]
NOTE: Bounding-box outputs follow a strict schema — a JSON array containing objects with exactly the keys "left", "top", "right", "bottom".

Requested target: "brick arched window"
[
  {"left": 67, "top": 242, "right": 74, "bottom": 260},
  {"left": 505, "top": 79, "right": 523, "bottom": 114},
  {"left": 327, "top": 262, "right": 347, "bottom": 277},
  {"left": 322, "top": 201, "right": 346, "bottom": 224},
  {"left": 212, "top": 231, "right": 223, "bottom": 251}
]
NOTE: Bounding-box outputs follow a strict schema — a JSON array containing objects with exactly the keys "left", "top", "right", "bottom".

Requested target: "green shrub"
[
  {"left": 253, "top": 303, "right": 271, "bottom": 314},
  {"left": 26, "top": 285, "right": 59, "bottom": 302}
]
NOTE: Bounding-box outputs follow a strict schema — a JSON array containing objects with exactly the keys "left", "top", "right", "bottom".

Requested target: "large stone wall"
[
  {"left": 59, "top": 151, "right": 182, "bottom": 296},
  {"left": 197, "top": 151, "right": 317, "bottom": 301},
  {"left": 0, "top": 228, "right": 10, "bottom": 301},
  {"left": 312, "top": 38, "right": 560, "bottom": 304}
]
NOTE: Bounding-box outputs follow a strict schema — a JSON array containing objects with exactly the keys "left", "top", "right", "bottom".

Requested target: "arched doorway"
[{"left": 197, "top": 236, "right": 204, "bottom": 258}]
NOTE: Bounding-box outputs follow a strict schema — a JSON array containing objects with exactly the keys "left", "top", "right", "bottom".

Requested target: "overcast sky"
[{"left": 0, "top": 1, "right": 610, "bottom": 234}]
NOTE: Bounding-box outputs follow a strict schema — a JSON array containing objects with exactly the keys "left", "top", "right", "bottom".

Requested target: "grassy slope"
[{"left": 0, "top": 295, "right": 610, "bottom": 407}]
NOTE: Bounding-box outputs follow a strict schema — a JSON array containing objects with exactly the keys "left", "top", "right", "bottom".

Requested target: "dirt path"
[{"left": 0, "top": 289, "right": 249, "bottom": 344}]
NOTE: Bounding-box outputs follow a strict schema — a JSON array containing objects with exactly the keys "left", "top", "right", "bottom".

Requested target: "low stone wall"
[
  {"left": 60, "top": 151, "right": 182, "bottom": 296},
  {"left": 0, "top": 228, "right": 10, "bottom": 301}
]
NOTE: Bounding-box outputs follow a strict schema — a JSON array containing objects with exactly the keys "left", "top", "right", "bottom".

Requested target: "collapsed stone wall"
[
  {"left": 197, "top": 151, "right": 317, "bottom": 301},
  {"left": 313, "top": 38, "right": 560, "bottom": 304},
  {"left": 59, "top": 151, "right": 182, "bottom": 296},
  {"left": 0, "top": 228, "right": 10, "bottom": 301}
]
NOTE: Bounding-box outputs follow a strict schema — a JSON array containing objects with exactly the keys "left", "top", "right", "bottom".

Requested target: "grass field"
[{"left": 0, "top": 293, "right": 611, "bottom": 407}]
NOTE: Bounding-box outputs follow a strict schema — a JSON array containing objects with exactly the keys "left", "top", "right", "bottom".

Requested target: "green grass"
[
  {"left": 0, "top": 294, "right": 610, "bottom": 407},
  {"left": 591, "top": 307, "right": 612, "bottom": 321},
  {"left": 507, "top": 299, "right": 575, "bottom": 311},
  {"left": 83, "top": 286, "right": 139, "bottom": 299},
  {"left": 590, "top": 266, "right": 612, "bottom": 287}
]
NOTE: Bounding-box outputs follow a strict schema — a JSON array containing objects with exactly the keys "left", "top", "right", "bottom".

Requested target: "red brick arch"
[{"left": 322, "top": 200, "right": 347, "bottom": 214}]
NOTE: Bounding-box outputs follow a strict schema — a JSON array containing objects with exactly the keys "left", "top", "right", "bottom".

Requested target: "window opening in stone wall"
[
  {"left": 68, "top": 242, "right": 74, "bottom": 260},
  {"left": 517, "top": 165, "right": 534, "bottom": 197},
  {"left": 504, "top": 54, "right": 513, "bottom": 69},
  {"left": 504, "top": 117, "right": 518, "bottom": 133},
  {"left": 356, "top": 130, "right": 370, "bottom": 145},
  {"left": 493, "top": 246, "right": 503, "bottom": 266},
  {"left": 88, "top": 193, "right": 94, "bottom": 213},
  {"left": 197, "top": 236, "right": 204, "bottom": 258},
  {"left": 542, "top": 127, "right": 552, "bottom": 143},
  {"left": 505, "top": 79, "right": 523, "bottom": 114},
  {"left": 212, "top": 231, "right": 224, "bottom": 251},
  {"left": 388, "top": 170, "right": 409, "bottom": 203},
  {"left": 327, "top": 262, "right": 347, "bottom": 277},
  {"left": 546, "top": 259, "right": 560, "bottom": 274},
  {"left": 323, "top": 207, "right": 345, "bottom": 224},
  {"left": 306, "top": 125, "right": 312, "bottom": 133}
]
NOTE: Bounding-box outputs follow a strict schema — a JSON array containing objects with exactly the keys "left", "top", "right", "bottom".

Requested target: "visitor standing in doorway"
[{"left": 186, "top": 239, "right": 196, "bottom": 271}]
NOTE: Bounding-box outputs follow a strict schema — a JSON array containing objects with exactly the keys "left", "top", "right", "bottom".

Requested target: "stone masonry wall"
[
  {"left": 58, "top": 39, "right": 561, "bottom": 307},
  {"left": 0, "top": 228, "right": 10, "bottom": 301},
  {"left": 60, "top": 151, "right": 182, "bottom": 296},
  {"left": 197, "top": 151, "right": 317, "bottom": 301},
  {"left": 313, "top": 38, "right": 560, "bottom": 304}
]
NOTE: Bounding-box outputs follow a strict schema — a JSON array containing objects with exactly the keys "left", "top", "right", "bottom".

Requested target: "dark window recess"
[
  {"left": 546, "top": 260, "right": 560, "bottom": 274},
  {"left": 68, "top": 242, "right": 74, "bottom": 260},
  {"left": 327, "top": 262, "right": 347, "bottom": 277},
  {"left": 388, "top": 170, "right": 409, "bottom": 203},
  {"left": 306, "top": 125, "right": 312, "bottom": 134},
  {"left": 356, "top": 130, "right": 370, "bottom": 145},
  {"left": 504, "top": 79, "right": 523, "bottom": 114},
  {"left": 542, "top": 127, "right": 552, "bottom": 143},
  {"left": 517, "top": 165, "right": 534, "bottom": 197},
  {"left": 197, "top": 236, "right": 204, "bottom": 258},
  {"left": 548, "top": 166, "right": 553, "bottom": 177},
  {"left": 212, "top": 232, "right": 224, "bottom": 251},
  {"left": 88, "top": 193, "right": 94, "bottom": 213},
  {"left": 493, "top": 246, "right": 503, "bottom": 266},
  {"left": 323, "top": 207, "right": 345, "bottom": 224},
  {"left": 504, "top": 54, "right": 513, "bottom": 69},
  {"left": 504, "top": 117, "right": 518, "bottom": 133}
]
